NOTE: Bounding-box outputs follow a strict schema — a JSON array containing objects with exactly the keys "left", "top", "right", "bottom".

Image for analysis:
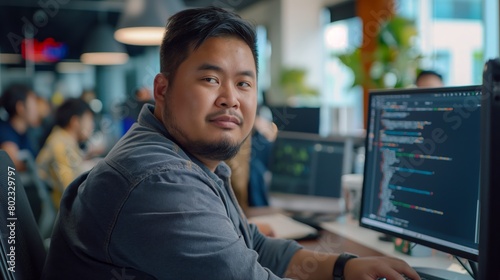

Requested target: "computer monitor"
[
  {"left": 360, "top": 86, "right": 481, "bottom": 278},
  {"left": 268, "top": 131, "right": 354, "bottom": 214},
  {"left": 479, "top": 59, "right": 500, "bottom": 280},
  {"left": 269, "top": 106, "right": 320, "bottom": 134}
]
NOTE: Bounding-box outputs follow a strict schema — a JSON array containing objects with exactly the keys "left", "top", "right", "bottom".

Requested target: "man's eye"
[
  {"left": 238, "top": 82, "right": 251, "bottom": 87},
  {"left": 204, "top": 77, "right": 218, "bottom": 84}
]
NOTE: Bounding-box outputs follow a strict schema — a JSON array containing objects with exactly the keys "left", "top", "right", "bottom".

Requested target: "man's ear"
[
  {"left": 15, "top": 100, "right": 25, "bottom": 117},
  {"left": 68, "top": 115, "right": 80, "bottom": 130},
  {"left": 153, "top": 73, "right": 169, "bottom": 104}
]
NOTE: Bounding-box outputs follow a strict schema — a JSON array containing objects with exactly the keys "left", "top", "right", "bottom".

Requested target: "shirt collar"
[{"left": 137, "top": 104, "right": 231, "bottom": 180}]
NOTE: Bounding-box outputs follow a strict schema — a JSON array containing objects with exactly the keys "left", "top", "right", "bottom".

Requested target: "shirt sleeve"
[
  {"left": 248, "top": 223, "right": 303, "bottom": 277},
  {"left": 0, "top": 122, "right": 15, "bottom": 144},
  {"left": 52, "top": 141, "right": 81, "bottom": 190},
  {"left": 108, "top": 168, "right": 290, "bottom": 280}
]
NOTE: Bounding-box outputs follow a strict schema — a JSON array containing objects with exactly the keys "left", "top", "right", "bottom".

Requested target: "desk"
[
  {"left": 320, "top": 218, "right": 468, "bottom": 273},
  {"left": 246, "top": 208, "right": 471, "bottom": 277},
  {"left": 245, "top": 207, "right": 380, "bottom": 255},
  {"left": 298, "top": 229, "right": 384, "bottom": 257},
  {"left": 246, "top": 207, "right": 383, "bottom": 255}
]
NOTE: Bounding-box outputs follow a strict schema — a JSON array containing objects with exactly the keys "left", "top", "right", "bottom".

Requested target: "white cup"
[{"left": 342, "top": 174, "right": 364, "bottom": 218}]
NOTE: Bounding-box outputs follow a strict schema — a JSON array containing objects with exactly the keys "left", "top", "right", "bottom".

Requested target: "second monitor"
[{"left": 268, "top": 131, "right": 359, "bottom": 214}]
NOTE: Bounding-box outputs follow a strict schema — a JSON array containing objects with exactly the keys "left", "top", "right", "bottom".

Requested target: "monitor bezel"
[
  {"left": 268, "top": 131, "right": 351, "bottom": 214},
  {"left": 479, "top": 59, "right": 500, "bottom": 279},
  {"left": 359, "top": 85, "right": 482, "bottom": 262},
  {"left": 268, "top": 131, "right": 365, "bottom": 177}
]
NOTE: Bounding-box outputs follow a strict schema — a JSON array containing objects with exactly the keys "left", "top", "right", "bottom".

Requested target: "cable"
[
  {"left": 454, "top": 256, "right": 475, "bottom": 279},
  {"left": 469, "top": 259, "right": 478, "bottom": 278}
]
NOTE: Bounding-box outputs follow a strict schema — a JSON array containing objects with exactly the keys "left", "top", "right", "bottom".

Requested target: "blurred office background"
[
  {"left": 0, "top": 0, "right": 496, "bottom": 233},
  {"left": 0, "top": 0, "right": 496, "bottom": 138}
]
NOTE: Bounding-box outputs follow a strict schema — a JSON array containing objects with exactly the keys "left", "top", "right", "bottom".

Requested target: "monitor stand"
[
  {"left": 414, "top": 267, "right": 473, "bottom": 280},
  {"left": 289, "top": 211, "right": 340, "bottom": 230},
  {"left": 268, "top": 193, "right": 345, "bottom": 214}
]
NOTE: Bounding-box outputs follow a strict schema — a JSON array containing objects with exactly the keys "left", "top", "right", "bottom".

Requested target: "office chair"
[
  {"left": 17, "top": 150, "right": 57, "bottom": 240},
  {"left": 0, "top": 150, "right": 47, "bottom": 279}
]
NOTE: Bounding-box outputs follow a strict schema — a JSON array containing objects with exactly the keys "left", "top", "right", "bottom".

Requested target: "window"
[
  {"left": 397, "top": 0, "right": 484, "bottom": 86},
  {"left": 323, "top": 17, "right": 364, "bottom": 135},
  {"left": 433, "top": 0, "right": 482, "bottom": 20}
]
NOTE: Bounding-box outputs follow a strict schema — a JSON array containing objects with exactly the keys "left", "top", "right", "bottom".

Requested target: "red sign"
[{"left": 21, "top": 38, "right": 67, "bottom": 62}]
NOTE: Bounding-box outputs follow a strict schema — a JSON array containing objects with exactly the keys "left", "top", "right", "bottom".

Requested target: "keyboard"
[
  {"left": 380, "top": 267, "right": 472, "bottom": 280},
  {"left": 402, "top": 272, "right": 444, "bottom": 280},
  {"left": 409, "top": 267, "right": 473, "bottom": 280},
  {"left": 290, "top": 212, "right": 340, "bottom": 230},
  {"left": 383, "top": 273, "right": 444, "bottom": 280},
  {"left": 290, "top": 214, "right": 323, "bottom": 230},
  {"left": 248, "top": 213, "right": 318, "bottom": 240}
]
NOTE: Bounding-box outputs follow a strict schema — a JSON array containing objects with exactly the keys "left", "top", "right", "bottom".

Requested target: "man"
[
  {"left": 120, "top": 87, "right": 155, "bottom": 134},
  {"left": 36, "top": 98, "right": 95, "bottom": 209},
  {"left": 43, "top": 7, "right": 419, "bottom": 280},
  {"left": 29, "top": 95, "right": 53, "bottom": 154},
  {"left": 0, "top": 84, "right": 40, "bottom": 170},
  {"left": 415, "top": 70, "right": 444, "bottom": 88}
]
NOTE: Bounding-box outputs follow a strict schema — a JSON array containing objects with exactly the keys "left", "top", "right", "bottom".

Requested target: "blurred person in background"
[
  {"left": 28, "top": 95, "right": 53, "bottom": 155},
  {"left": 415, "top": 70, "right": 444, "bottom": 88},
  {"left": 80, "top": 89, "right": 97, "bottom": 104},
  {"left": 0, "top": 84, "right": 40, "bottom": 170},
  {"left": 36, "top": 98, "right": 96, "bottom": 209},
  {"left": 135, "top": 86, "right": 153, "bottom": 102},
  {"left": 78, "top": 88, "right": 108, "bottom": 157},
  {"left": 120, "top": 87, "right": 155, "bottom": 134},
  {"left": 248, "top": 106, "right": 277, "bottom": 207}
]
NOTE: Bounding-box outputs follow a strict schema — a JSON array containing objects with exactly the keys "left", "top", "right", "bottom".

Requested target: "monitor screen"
[
  {"left": 269, "top": 106, "right": 320, "bottom": 134},
  {"left": 360, "top": 86, "right": 481, "bottom": 262},
  {"left": 268, "top": 131, "right": 353, "bottom": 213}
]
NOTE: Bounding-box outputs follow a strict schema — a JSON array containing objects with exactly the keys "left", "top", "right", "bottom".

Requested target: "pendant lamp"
[
  {"left": 81, "top": 23, "right": 129, "bottom": 65},
  {"left": 114, "top": 0, "right": 184, "bottom": 46}
]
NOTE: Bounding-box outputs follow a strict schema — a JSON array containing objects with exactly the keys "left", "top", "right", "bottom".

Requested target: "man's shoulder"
[
  {"left": 0, "top": 120, "right": 19, "bottom": 143},
  {"left": 110, "top": 130, "right": 187, "bottom": 164},
  {"left": 104, "top": 129, "right": 201, "bottom": 183},
  {"left": 44, "top": 127, "right": 75, "bottom": 145}
]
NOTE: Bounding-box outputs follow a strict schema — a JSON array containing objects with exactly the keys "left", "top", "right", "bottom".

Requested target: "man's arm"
[
  {"left": 249, "top": 222, "right": 303, "bottom": 276},
  {"left": 51, "top": 142, "right": 79, "bottom": 190},
  {"left": 107, "top": 172, "right": 287, "bottom": 280},
  {"left": 285, "top": 249, "right": 421, "bottom": 280},
  {"left": 1, "top": 141, "right": 26, "bottom": 170}
]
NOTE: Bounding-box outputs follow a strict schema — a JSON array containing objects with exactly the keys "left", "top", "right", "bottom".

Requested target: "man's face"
[
  {"left": 77, "top": 111, "right": 94, "bottom": 143},
  {"left": 24, "top": 93, "right": 39, "bottom": 127},
  {"left": 416, "top": 75, "right": 443, "bottom": 88},
  {"left": 154, "top": 36, "right": 257, "bottom": 168}
]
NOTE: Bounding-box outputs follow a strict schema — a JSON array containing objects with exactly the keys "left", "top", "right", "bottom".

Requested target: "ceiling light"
[
  {"left": 114, "top": 0, "right": 184, "bottom": 46},
  {"left": 81, "top": 24, "right": 129, "bottom": 65},
  {"left": 56, "top": 61, "right": 90, "bottom": 73},
  {"left": 0, "top": 53, "right": 22, "bottom": 64}
]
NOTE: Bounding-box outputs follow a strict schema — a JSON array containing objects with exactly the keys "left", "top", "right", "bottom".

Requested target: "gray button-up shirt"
[{"left": 42, "top": 104, "right": 302, "bottom": 280}]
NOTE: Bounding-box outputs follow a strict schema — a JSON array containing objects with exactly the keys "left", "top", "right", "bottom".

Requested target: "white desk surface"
[{"left": 320, "top": 217, "right": 471, "bottom": 276}]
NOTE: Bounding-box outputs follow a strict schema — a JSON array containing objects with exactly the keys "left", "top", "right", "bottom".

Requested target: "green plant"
[
  {"left": 335, "top": 16, "right": 421, "bottom": 89},
  {"left": 280, "top": 68, "right": 319, "bottom": 98}
]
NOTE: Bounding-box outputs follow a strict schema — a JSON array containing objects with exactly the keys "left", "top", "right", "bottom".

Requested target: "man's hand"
[
  {"left": 254, "top": 222, "right": 275, "bottom": 237},
  {"left": 286, "top": 249, "right": 420, "bottom": 280},
  {"left": 344, "top": 256, "right": 420, "bottom": 280}
]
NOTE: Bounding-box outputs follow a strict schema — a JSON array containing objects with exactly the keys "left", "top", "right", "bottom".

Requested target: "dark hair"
[
  {"left": 55, "top": 98, "right": 92, "bottom": 128},
  {"left": 160, "top": 6, "right": 258, "bottom": 83},
  {"left": 0, "top": 84, "right": 34, "bottom": 118},
  {"left": 416, "top": 70, "right": 443, "bottom": 83}
]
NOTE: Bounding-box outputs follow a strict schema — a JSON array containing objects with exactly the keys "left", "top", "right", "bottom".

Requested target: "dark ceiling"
[{"left": 0, "top": 0, "right": 262, "bottom": 63}]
